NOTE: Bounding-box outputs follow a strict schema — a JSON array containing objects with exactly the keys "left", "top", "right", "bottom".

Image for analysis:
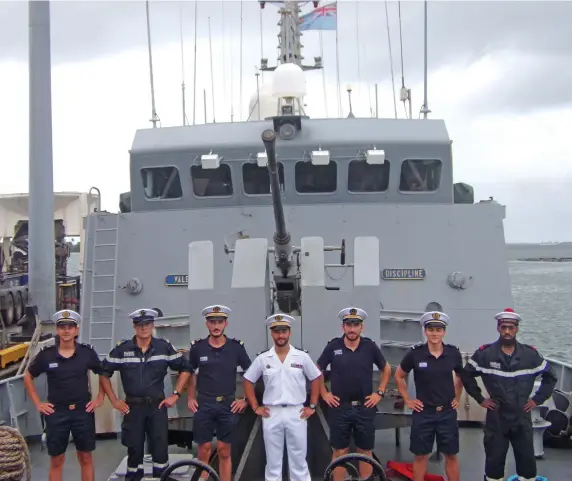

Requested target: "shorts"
[
  {"left": 45, "top": 403, "right": 96, "bottom": 457},
  {"left": 193, "top": 400, "right": 239, "bottom": 445},
  {"left": 409, "top": 407, "right": 459, "bottom": 456},
  {"left": 328, "top": 403, "right": 377, "bottom": 451}
]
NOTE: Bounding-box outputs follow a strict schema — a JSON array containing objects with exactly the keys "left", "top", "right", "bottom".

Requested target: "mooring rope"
[{"left": 0, "top": 426, "right": 31, "bottom": 481}]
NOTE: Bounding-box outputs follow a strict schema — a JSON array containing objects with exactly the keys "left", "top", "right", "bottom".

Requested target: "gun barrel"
[{"left": 261, "top": 129, "right": 291, "bottom": 275}]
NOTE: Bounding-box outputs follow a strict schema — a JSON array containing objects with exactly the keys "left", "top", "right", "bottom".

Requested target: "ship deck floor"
[{"left": 26, "top": 425, "right": 570, "bottom": 480}]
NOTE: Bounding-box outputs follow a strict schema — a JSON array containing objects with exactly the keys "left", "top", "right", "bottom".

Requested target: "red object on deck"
[{"left": 386, "top": 461, "right": 446, "bottom": 481}]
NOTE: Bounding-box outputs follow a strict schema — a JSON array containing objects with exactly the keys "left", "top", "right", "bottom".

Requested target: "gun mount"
[{"left": 261, "top": 129, "right": 293, "bottom": 278}]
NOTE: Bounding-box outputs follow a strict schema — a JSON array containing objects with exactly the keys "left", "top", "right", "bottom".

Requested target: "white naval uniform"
[{"left": 243, "top": 345, "right": 322, "bottom": 481}]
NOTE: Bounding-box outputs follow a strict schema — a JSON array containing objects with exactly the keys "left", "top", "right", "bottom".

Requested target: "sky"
[{"left": 0, "top": 0, "right": 571, "bottom": 242}]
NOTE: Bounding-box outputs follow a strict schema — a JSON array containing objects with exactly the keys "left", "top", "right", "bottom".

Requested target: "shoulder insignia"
[
  {"left": 523, "top": 344, "right": 537, "bottom": 351},
  {"left": 327, "top": 337, "right": 338, "bottom": 344},
  {"left": 411, "top": 342, "right": 424, "bottom": 350},
  {"left": 190, "top": 338, "right": 204, "bottom": 346},
  {"left": 256, "top": 349, "right": 270, "bottom": 356},
  {"left": 116, "top": 339, "right": 128, "bottom": 347},
  {"left": 362, "top": 336, "right": 372, "bottom": 342},
  {"left": 294, "top": 346, "right": 309, "bottom": 353},
  {"left": 445, "top": 343, "right": 460, "bottom": 350},
  {"left": 80, "top": 342, "right": 95, "bottom": 350},
  {"left": 231, "top": 338, "right": 245, "bottom": 346},
  {"left": 479, "top": 344, "right": 491, "bottom": 351}
]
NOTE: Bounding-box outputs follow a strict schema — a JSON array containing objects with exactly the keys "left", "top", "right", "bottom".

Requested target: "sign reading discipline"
[
  {"left": 165, "top": 275, "right": 189, "bottom": 286},
  {"left": 381, "top": 269, "right": 426, "bottom": 280}
]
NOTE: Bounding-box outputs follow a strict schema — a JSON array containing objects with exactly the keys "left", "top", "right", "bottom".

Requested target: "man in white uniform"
[{"left": 243, "top": 314, "right": 322, "bottom": 481}]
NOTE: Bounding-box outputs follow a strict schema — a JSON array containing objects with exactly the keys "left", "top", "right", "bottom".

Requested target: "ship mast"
[{"left": 259, "top": 0, "right": 323, "bottom": 72}]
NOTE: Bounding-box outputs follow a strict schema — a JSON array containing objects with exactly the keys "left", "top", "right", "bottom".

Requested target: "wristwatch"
[
  {"left": 173, "top": 390, "right": 181, "bottom": 397},
  {"left": 376, "top": 390, "right": 385, "bottom": 398},
  {"left": 309, "top": 403, "right": 316, "bottom": 409}
]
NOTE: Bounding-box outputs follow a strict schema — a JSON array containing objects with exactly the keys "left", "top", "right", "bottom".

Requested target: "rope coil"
[{"left": 0, "top": 426, "right": 31, "bottom": 481}]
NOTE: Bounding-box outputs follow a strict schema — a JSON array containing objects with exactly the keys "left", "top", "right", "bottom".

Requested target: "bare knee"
[
  {"left": 50, "top": 454, "right": 65, "bottom": 469},
  {"left": 76, "top": 451, "right": 93, "bottom": 466},
  {"left": 216, "top": 441, "right": 231, "bottom": 460},
  {"left": 198, "top": 442, "right": 213, "bottom": 460},
  {"left": 332, "top": 447, "right": 349, "bottom": 459}
]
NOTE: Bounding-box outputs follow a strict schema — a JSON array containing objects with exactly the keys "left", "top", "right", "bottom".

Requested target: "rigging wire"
[
  {"left": 179, "top": 2, "right": 188, "bottom": 126},
  {"left": 192, "top": 0, "right": 198, "bottom": 124},
  {"left": 355, "top": 2, "right": 361, "bottom": 116},
  {"left": 239, "top": 0, "right": 244, "bottom": 121},
  {"left": 384, "top": 0, "right": 398, "bottom": 119},
  {"left": 260, "top": 5, "right": 264, "bottom": 82},
  {"left": 222, "top": 1, "right": 228, "bottom": 121},
  {"left": 397, "top": 0, "right": 408, "bottom": 119}
]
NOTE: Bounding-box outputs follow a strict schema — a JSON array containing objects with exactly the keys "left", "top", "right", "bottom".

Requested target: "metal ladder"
[{"left": 87, "top": 214, "right": 120, "bottom": 354}]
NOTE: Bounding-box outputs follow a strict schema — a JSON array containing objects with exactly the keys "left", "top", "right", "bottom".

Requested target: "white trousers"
[{"left": 262, "top": 405, "right": 310, "bottom": 481}]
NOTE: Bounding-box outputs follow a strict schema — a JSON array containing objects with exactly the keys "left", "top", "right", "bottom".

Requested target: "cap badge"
[
  {"left": 213, "top": 306, "right": 221, "bottom": 312},
  {"left": 432, "top": 312, "right": 440, "bottom": 320},
  {"left": 350, "top": 308, "right": 357, "bottom": 315},
  {"left": 62, "top": 311, "right": 70, "bottom": 318},
  {"left": 140, "top": 309, "right": 146, "bottom": 316},
  {"left": 275, "top": 315, "right": 283, "bottom": 321}
]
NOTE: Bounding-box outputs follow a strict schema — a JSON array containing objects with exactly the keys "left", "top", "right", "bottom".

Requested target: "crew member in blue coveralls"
[
  {"left": 394, "top": 311, "right": 464, "bottom": 481},
  {"left": 316, "top": 307, "right": 392, "bottom": 481},
  {"left": 243, "top": 313, "right": 322, "bottom": 481},
  {"left": 187, "top": 305, "right": 252, "bottom": 481},
  {"left": 99, "top": 308, "right": 193, "bottom": 481},
  {"left": 461, "top": 308, "right": 558, "bottom": 481},
  {"left": 23, "top": 309, "right": 105, "bottom": 481}
]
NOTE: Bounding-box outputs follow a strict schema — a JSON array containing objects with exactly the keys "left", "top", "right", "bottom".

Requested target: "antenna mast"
[
  {"left": 192, "top": 0, "right": 198, "bottom": 125},
  {"left": 259, "top": 1, "right": 323, "bottom": 72},
  {"left": 145, "top": 0, "right": 159, "bottom": 128},
  {"left": 208, "top": 16, "right": 216, "bottom": 123},
  {"left": 180, "top": 3, "right": 187, "bottom": 126}
]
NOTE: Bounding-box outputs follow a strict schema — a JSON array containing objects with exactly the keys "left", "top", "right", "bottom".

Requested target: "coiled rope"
[{"left": 0, "top": 426, "right": 31, "bottom": 481}]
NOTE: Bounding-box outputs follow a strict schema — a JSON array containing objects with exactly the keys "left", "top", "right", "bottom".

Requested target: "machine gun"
[{"left": 261, "top": 129, "right": 293, "bottom": 278}]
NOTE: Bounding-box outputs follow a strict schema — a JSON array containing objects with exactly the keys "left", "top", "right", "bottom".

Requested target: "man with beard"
[
  {"left": 394, "top": 311, "right": 463, "bottom": 481},
  {"left": 462, "top": 308, "right": 558, "bottom": 481},
  {"left": 187, "top": 305, "right": 251, "bottom": 481},
  {"left": 23, "top": 310, "right": 105, "bottom": 481},
  {"left": 243, "top": 314, "right": 322, "bottom": 481},
  {"left": 100, "top": 308, "right": 192, "bottom": 481},
  {"left": 317, "top": 307, "right": 391, "bottom": 481}
]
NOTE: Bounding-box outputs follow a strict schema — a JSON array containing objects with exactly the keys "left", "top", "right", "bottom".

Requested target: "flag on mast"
[{"left": 299, "top": 2, "right": 337, "bottom": 31}]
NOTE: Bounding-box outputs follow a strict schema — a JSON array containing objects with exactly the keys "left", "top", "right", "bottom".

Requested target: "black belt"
[
  {"left": 423, "top": 404, "right": 453, "bottom": 412},
  {"left": 126, "top": 396, "right": 163, "bottom": 405},
  {"left": 51, "top": 401, "right": 88, "bottom": 411},
  {"left": 198, "top": 394, "right": 235, "bottom": 404},
  {"left": 340, "top": 400, "right": 363, "bottom": 406}
]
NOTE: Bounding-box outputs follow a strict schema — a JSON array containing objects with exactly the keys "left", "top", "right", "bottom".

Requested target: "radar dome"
[
  {"left": 247, "top": 83, "right": 280, "bottom": 121},
  {"left": 272, "top": 63, "right": 306, "bottom": 99}
]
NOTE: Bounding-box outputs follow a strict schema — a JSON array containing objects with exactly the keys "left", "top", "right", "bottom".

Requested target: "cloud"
[{"left": 1, "top": 1, "right": 571, "bottom": 242}]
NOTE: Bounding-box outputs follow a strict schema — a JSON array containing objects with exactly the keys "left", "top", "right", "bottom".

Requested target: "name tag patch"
[
  {"left": 199, "top": 356, "right": 208, "bottom": 362},
  {"left": 124, "top": 351, "right": 135, "bottom": 357},
  {"left": 418, "top": 362, "right": 427, "bottom": 368},
  {"left": 490, "top": 362, "right": 501, "bottom": 369},
  {"left": 333, "top": 349, "right": 342, "bottom": 356},
  {"left": 49, "top": 362, "right": 58, "bottom": 368},
  {"left": 291, "top": 363, "right": 303, "bottom": 369}
]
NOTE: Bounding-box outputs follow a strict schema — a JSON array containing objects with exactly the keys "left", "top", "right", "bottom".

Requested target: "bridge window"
[
  {"left": 348, "top": 160, "right": 390, "bottom": 192},
  {"left": 141, "top": 167, "right": 183, "bottom": 199},
  {"left": 243, "top": 162, "right": 285, "bottom": 195},
  {"left": 399, "top": 159, "right": 442, "bottom": 192},
  {"left": 295, "top": 161, "right": 337, "bottom": 193},
  {"left": 191, "top": 164, "right": 233, "bottom": 197}
]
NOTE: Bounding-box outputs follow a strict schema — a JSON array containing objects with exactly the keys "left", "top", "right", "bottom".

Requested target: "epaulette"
[
  {"left": 523, "top": 344, "right": 537, "bottom": 351},
  {"left": 478, "top": 343, "right": 491, "bottom": 351},
  {"left": 256, "top": 348, "right": 269, "bottom": 356},
  {"left": 80, "top": 342, "right": 95, "bottom": 350},
  {"left": 445, "top": 343, "right": 460, "bottom": 350},
  {"left": 327, "top": 337, "right": 338, "bottom": 344},
  {"left": 231, "top": 338, "right": 245, "bottom": 346},
  {"left": 411, "top": 342, "right": 424, "bottom": 350},
  {"left": 362, "top": 336, "right": 373, "bottom": 342},
  {"left": 116, "top": 339, "right": 128, "bottom": 347},
  {"left": 190, "top": 338, "right": 205, "bottom": 346},
  {"left": 294, "top": 346, "right": 309, "bottom": 353}
]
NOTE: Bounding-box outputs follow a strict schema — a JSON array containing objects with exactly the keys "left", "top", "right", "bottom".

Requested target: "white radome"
[
  {"left": 272, "top": 63, "right": 307, "bottom": 99},
  {"left": 247, "top": 83, "right": 279, "bottom": 121}
]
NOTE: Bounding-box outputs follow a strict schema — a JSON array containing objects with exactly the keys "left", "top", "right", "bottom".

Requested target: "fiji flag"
[{"left": 299, "top": 2, "right": 337, "bottom": 31}]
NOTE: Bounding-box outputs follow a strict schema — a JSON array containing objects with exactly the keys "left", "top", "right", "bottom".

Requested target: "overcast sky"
[{"left": 0, "top": 0, "right": 571, "bottom": 242}]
